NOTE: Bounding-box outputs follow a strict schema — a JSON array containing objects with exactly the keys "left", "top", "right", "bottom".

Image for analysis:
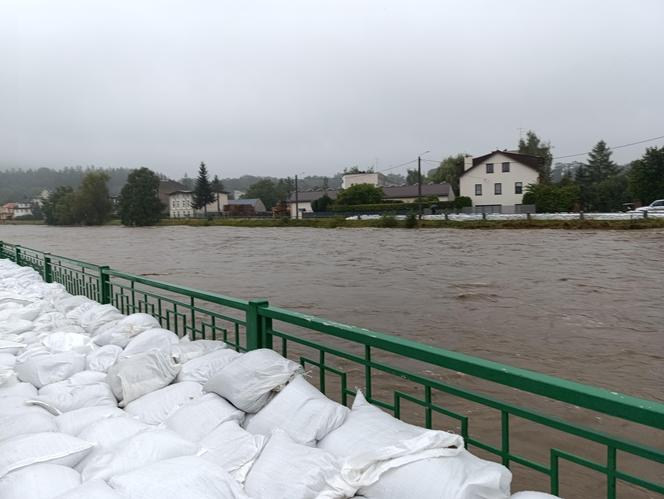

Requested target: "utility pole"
[
  {"left": 294, "top": 175, "right": 299, "bottom": 220},
  {"left": 417, "top": 150, "right": 430, "bottom": 220},
  {"left": 417, "top": 156, "right": 422, "bottom": 220}
]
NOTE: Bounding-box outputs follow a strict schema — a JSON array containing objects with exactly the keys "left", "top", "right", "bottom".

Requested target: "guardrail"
[{"left": 1, "top": 240, "right": 662, "bottom": 498}]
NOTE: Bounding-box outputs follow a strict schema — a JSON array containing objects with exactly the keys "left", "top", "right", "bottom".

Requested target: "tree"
[
  {"left": 211, "top": 175, "right": 225, "bottom": 214},
  {"left": 575, "top": 141, "right": 622, "bottom": 210},
  {"left": 76, "top": 171, "right": 112, "bottom": 225},
  {"left": 522, "top": 183, "right": 580, "bottom": 213},
  {"left": 243, "top": 179, "right": 289, "bottom": 210},
  {"left": 629, "top": 146, "right": 664, "bottom": 205},
  {"left": 311, "top": 194, "right": 333, "bottom": 212},
  {"left": 179, "top": 173, "right": 194, "bottom": 190},
  {"left": 406, "top": 169, "right": 420, "bottom": 186},
  {"left": 518, "top": 130, "right": 553, "bottom": 182},
  {"left": 427, "top": 154, "right": 465, "bottom": 194},
  {"left": 42, "top": 186, "right": 74, "bottom": 225},
  {"left": 335, "top": 184, "right": 384, "bottom": 205},
  {"left": 192, "top": 162, "right": 215, "bottom": 215},
  {"left": 118, "top": 167, "right": 163, "bottom": 226}
]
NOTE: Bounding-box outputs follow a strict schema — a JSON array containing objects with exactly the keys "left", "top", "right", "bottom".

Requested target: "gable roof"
[{"left": 462, "top": 150, "right": 543, "bottom": 177}]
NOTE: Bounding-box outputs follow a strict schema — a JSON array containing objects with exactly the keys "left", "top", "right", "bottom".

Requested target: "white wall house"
[
  {"left": 13, "top": 203, "right": 33, "bottom": 218},
  {"left": 169, "top": 191, "right": 229, "bottom": 218},
  {"left": 341, "top": 172, "right": 386, "bottom": 189},
  {"left": 459, "top": 151, "right": 541, "bottom": 208}
]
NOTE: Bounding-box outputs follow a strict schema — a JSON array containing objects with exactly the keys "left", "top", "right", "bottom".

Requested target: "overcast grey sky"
[{"left": 1, "top": 0, "right": 663, "bottom": 179}]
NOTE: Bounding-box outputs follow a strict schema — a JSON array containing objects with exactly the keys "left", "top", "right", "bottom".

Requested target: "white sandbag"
[
  {"left": 0, "top": 412, "right": 57, "bottom": 442},
  {"left": 67, "top": 369, "right": 108, "bottom": 385},
  {"left": 120, "top": 328, "right": 179, "bottom": 359},
  {"left": 0, "top": 381, "right": 37, "bottom": 399},
  {"left": 109, "top": 456, "right": 250, "bottom": 499},
  {"left": 0, "top": 339, "right": 26, "bottom": 355},
  {"left": 93, "top": 313, "right": 160, "bottom": 346},
  {"left": 53, "top": 478, "right": 127, "bottom": 499},
  {"left": 86, "top": 344, "right": 122, "bottom": 372},
  {"left": 510, "top": 492, "right": 560, "bottom": 499},
  {"left": 164, "top": 393, "right": 244, "bottom": 442},
  {"left": 106, "top": 350, "right": 181, "bottom": 406},
  {"left": 75, "top": 417, "right": 150, "bottom": 472},
  {"left": 79, "top": 304, "right": 124, "bottom": 335},
  {"left": 36, "top": 381, "right": 116, "bottom": 413},
  {"left": 358, "top": 450, "right": 512, "bottom": 499},
  {"left": 56, "top": 295, "right": 96, "bottom": 314},
  {"left": 0, "top": 319, "right": 33, "bottom": 335},
  {"left": 199, "top": 421, "right": 265, "bottom": 483},
  {"left": 173, "top": 338, "right": 228, "bottom": 364},
  {"left": 15, "top": 352, "right": 86, "bottom": 388},
  {"left": 7, "top": 302, "right": 46, "bottom": 322},
  {"left": 0, "top": 463, "right": 81, "bottom": 499},
  {"left": 245, "top": 374, "right": 348, "bottom": 445},
  {"left": 0, "top": 352, "right": 17, "bottom": 368},
  {"left": 41, "top": 332, "right": 92, "bottom": 354},
  {"left": 56, "top": 405, "right": 125, "bottom": 436},
  {"left": 0, "top": 432, "right": 93, "bottom": 478},
  {"left": 80, "top": 428, "right": 200, "bottom": 481},
  {"left": 124, "top": 381, "right": 203, "bottom": 424},
  {"left": 318, "top": 391, "right": 464, "bottom": 488},
  {"left": 0, "top": 368, "right": 17, "bottom": 386},
  {"left": 245, "top": 429, "right": 356, "bottom": 499},
  {"left": 176, "top": 348, "right": 240, "bottom": 384},
  {"left": 204, "top": 349, "right": 302, "bottom": 413}
]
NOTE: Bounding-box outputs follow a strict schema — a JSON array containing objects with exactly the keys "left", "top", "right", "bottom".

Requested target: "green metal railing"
[{"left": 1, "top": 241, "right": 662, "bottom": 498}]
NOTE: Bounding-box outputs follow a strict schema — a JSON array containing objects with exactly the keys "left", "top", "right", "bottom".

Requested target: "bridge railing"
[{"left": 1, "top": 241, "right": 662, "bottom": 498}]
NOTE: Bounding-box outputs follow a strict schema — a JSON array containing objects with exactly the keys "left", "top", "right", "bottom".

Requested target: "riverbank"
[
  {"left": 156, "top": 217, "right": 664, "bottom": 230},
  {"left": 4, "top": 217, "right": 664, "bottom": 230}
]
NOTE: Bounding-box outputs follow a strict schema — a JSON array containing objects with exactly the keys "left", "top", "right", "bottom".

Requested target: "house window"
[
  {"left": 494, "top": 183, "right": 502, "bottom": 195},
  {"left": 486, "top": 163, "right": 494, "bottom": 173},
  {"left": 475, "top": 184, "right": 482, "bottom": 196},
  {"left": 502, "top": 162, "right": 510, "bottom": 172},
  {"left": 515, "top": 182, "right": 523, "bottom": 194}
]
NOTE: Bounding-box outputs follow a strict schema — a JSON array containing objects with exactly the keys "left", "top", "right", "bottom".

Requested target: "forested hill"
[{"left": 0, "top": 167, "right": 132, "bottom": 203}]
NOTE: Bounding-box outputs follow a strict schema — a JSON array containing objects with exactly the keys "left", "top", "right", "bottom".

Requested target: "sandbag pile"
[{"left": 0, "top": 258, "right": 558, "bottom": 499}]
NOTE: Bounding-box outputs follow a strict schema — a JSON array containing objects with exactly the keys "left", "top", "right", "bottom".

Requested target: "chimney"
[{"left": 464, "top": 155, "right": 473, "bottom": 171}]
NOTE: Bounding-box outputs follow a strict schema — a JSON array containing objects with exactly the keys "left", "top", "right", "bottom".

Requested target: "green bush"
[
  {"left": 404, "top": 213, "right": 418, "bottom": 228},
  {"left": 378, "top": 214, "right": 398, "bottom": 227}
]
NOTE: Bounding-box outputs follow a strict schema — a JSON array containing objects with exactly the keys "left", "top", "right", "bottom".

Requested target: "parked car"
[{"left": 635, "top": 199, "right": 664, "bottom": 212}]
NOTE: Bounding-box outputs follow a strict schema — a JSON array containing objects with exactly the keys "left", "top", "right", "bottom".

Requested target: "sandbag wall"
[{"left": 0, "top": 258, "right": 557, "bottom": 499}]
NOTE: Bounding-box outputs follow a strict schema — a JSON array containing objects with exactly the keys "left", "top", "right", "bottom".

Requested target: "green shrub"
[
  {"left": 378, "top": 214, "right": 398, "bottom": 227},
  {"left": 404, "top": 213, "right": 418, "bottom": 228}
]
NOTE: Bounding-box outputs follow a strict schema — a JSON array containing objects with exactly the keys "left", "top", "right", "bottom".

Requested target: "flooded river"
[
  {"left": 1, "top": 225, "right": 663, "bottom": 496},
  {"left": 1, "top": 225, "right": 662, "bottom": 399}
]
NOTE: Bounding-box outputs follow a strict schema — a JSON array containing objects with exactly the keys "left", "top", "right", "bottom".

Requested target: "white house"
[
  {"left": 459, "top": 151, "right": 542, "bottom": 209},
  {"left": 13, "top": 202, "right": 33, "bottom": 218},
  {"left": 169, "top": 191, "right": 229, "bottom": 218},
  {"left": 341, "top": 172, "right": 386, "bottom": 189}
]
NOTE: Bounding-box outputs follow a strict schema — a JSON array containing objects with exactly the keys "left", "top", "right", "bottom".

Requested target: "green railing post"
[
  {"left": 43, "top": 253, "right": 53, "bottom": 283},
  {"left": 15, "top": 245, "right": 21, "bottom": 265},
  {"left": 247, "top": 299, "right": 269, "bottom": 350},
  {"left": 98, "top": 266, "right": 111, "bottom": 304},
  {"left": 0, "top": 241, "right": 4, "bottom": 259}
]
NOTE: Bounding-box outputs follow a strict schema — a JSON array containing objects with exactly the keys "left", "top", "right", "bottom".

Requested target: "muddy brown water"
[{"left": 1, "top": 225, "right": 663, "bottom": 497}]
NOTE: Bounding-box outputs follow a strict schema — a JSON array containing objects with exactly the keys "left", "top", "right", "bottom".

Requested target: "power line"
[
  {"left": 376, "top": 158, "right": 418, "bottom": 173},
  {"left": 553, "top": 134, "right": 664, "bottom": 160}
]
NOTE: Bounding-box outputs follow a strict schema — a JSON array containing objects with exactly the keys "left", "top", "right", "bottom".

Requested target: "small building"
[
  {"left": 287, "top": 183, "right": 454, "bottom": 218},
  {"left": 341, "top": 172, "right": 386, "bottom": 189},
  {"left": 0, "top": 203, "right": 16, "bottom": 221},
  {"left": 224, "top": 199, "right": 267, "bottom": 216},
  {"left": 168, "top": 191, "right": 230, "bottom": 218},
  {"left": 459, "top": 151, "right": 542, "bottom": 209},
  {"left": 159, "top": 180, "right": 186, "bottom": 214},
  {"left": 13, "top": 202, "right": 33, "bottom": 219},
  {"left": 288, "top": 191, "right": 339, "bottom": 218}
]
